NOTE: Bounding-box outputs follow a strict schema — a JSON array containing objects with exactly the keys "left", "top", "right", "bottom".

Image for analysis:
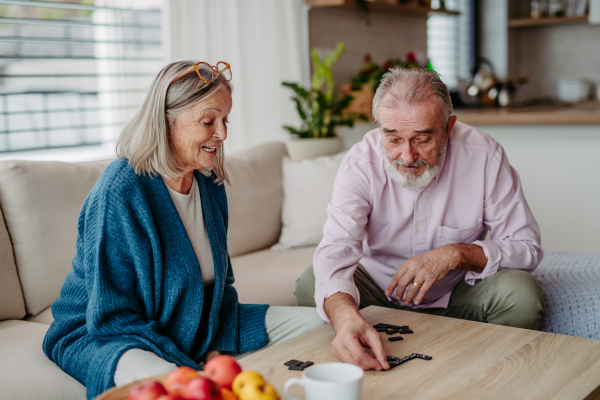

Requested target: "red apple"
[
  {"left": 204, "top": 355, "right": 242, "bottom": 390},
  {"left": 182, "top": 376, "right": 222, "bottom": 400},
  {"left": 128, "top": 380, "right": 168, "bottom": 400},
  {"left": 156, "top": 396, "right": 185, "bottom": 400},
  {"left": 164, "top": 366, "right": 200, "bottom": 396}
]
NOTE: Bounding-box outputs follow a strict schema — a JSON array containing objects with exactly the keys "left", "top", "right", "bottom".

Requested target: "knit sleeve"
[
  {"left": 83, "top": 177, "right": 200, "bottom": 362},
  {"left": 44, "top": 166, "right": 200, "bottom": 400}
]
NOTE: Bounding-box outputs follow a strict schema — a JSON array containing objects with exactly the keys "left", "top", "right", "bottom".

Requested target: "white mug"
[{"left": 283, "top": 362, "right": 363, "bottom": 400}]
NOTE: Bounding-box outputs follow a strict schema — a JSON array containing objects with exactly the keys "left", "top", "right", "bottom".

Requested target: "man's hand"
[
  {"left": 385, "top": 244, "right": 487, "bottom": 305},
  {"left": 324, "top": 293, "right": 390, "bottom": 371}
]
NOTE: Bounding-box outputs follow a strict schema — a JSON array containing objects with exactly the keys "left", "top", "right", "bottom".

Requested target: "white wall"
[{"left": 475, "top": 125, "right": 600, "bottom": 255}]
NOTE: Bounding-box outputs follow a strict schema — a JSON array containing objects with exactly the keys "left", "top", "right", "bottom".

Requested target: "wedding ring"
[{"left": 413, "top": 281, "right": 422, "bottom": 288}]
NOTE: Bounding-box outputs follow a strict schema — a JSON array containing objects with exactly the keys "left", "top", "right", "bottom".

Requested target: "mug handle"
[{"left": 284, "top": 377, "right": 305, "bottom": 400}]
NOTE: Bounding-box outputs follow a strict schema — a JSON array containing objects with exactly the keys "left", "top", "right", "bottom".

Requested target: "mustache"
[{"left": 392, "top": 159, "right": 429, "bottom": 168}]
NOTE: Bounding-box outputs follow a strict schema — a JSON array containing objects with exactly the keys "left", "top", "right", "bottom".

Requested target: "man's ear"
[{"left": 445, "top": 115, "right": 457, "bottom": 135}]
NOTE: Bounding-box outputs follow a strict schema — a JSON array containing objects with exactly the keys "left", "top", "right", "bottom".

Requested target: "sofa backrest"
[
  {"left": 225, "top": 142, "right": 286, "bottom": 257},
  {"left": 0, "top": 142, "right": 286, "bottom": 319},
  {"left": 0, "top": 204, "right": 26, "bottom": 321},
  {"left": 0, "top": 159, "right": 112, "bottom": 316}
]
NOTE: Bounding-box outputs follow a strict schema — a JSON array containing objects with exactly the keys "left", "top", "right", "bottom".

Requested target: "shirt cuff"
[
  {"left": 315, "top": 279, "right": 361, "bottom": 323},
  {"left": 465, "top": 240, "right": 502, "bottom": 285}
]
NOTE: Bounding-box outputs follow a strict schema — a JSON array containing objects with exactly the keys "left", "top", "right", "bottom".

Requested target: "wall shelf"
[
  {"left": 508, "top": 15, "right": 588, "bottom": 28},
  {"left": 306, "top": 0, "right": 460, "bottom": 17}
]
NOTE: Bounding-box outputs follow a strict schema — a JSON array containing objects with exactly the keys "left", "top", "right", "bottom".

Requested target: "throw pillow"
[{"left": 272, "top": 151, "right": 347, "bottom": 250}]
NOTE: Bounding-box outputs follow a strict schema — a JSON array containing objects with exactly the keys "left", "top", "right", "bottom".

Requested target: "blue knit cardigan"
[{"left": 43, "top": 158, "right": 269, "bottom": 400}]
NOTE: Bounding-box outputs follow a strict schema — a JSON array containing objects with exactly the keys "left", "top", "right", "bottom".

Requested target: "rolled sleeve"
[
  {"left": 315, "top": 278, "right": 361, "bottom": 322},
  {"left": 465, "top": 240, "right": 502, "bottom": 284}
]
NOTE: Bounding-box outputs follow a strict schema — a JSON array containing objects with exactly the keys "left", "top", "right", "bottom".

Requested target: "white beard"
[{"left": 384, "top": 136, "right": 447, "bottom": 188}]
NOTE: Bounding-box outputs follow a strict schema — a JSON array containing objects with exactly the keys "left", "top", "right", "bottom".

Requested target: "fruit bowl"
[
  {"left": 94, "top": 374, "right": 171, "bottom": 400},
  {"left": 94, "top": 356, "right": 278, "bottom": 400}
]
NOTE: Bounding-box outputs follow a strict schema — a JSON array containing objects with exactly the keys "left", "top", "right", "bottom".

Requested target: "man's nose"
[{"left": 399, "top": 142, "right": 417, "bottom": 164}]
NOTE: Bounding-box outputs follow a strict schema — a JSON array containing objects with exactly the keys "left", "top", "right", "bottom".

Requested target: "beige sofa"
[{"left": 0, "top": 141, "right": 316, "bottom": 399}]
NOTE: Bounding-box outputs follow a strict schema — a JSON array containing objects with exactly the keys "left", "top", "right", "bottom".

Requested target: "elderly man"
[{"left": 294, "top": 67, "right": 544, "bottom": 371}]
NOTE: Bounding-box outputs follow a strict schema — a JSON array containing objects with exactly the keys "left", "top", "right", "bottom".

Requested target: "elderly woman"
[{"left": 43, "top": 60, "right": 325, "bottom": 399}]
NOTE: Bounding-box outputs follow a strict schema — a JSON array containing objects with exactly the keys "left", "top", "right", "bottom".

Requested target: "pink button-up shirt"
[{"left": 314, "top": 121, "right": 543, "bottom": 322}]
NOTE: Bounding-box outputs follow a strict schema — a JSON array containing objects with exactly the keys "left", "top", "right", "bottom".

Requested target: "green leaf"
[
  {"left": 282, "top": 82, "right": 310, "bottom": 100},
  {"left": 291, "top": 97, "right": 307, "bottom": 121}
]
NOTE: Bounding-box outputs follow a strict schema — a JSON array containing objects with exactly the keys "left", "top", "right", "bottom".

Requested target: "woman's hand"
[{"left": 206, "top": 351, "right": 221, "bottom": 362}]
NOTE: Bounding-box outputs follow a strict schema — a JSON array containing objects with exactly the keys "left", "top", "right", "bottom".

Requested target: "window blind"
[
  {"left": 0, "top": 0, "right": 162, "bottom": 153},
  {"left": 427, "top": 0, "right": 472, "bottom": 90}
]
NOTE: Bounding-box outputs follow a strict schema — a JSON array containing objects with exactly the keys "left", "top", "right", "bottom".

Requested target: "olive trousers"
[{"left": 295, "top": 264, "right": 544, "bottom": 330}]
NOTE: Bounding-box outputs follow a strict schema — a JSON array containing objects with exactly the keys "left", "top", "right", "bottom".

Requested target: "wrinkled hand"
[
  {"left": 385, "top": 245, "right": 461, "bottom": 306},
  {"left": 331, "top": 313, "right": 389, "bottom": 371},
  {"left": 206, "top": 351, "right": 220, "bottom": 362}
]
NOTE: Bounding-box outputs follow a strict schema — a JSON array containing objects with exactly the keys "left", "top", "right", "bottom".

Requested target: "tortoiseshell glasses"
[{"left": 171, "top": 61, "right": 232, "bottom": 84}]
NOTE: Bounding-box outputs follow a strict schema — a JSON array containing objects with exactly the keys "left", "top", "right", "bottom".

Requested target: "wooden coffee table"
[
  {"left": 237, "top": 306, "right": 600, "bottom": 399},
  {"left": 97, "top": 306, "right": 600, "bottom": 399}
]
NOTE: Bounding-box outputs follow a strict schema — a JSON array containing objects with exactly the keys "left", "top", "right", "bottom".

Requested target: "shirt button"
[{"left": 416, "top": 229, "right": 422, "bottom": 234}]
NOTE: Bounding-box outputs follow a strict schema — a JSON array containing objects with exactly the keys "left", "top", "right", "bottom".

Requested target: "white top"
[{"left": 165, "top": 177, "right": 215, "bottom": 286}]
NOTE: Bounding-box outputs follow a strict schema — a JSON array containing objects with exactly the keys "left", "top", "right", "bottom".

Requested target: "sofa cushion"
[
  {"left": 0, "top": 320, "right": 85, "bottom": 399},
  {"left": 225, "top": 142, "right": 286, "bottom": 257},
  {"left": 0, "top": 205, "right": 26, "bottom": 321},
  {"left": 273, "top": 152, "right": 345, "bottom": 250},
  {"left": 25, "top": 306, "right": 54, "bottom": 325},
  {"left": 0, "top": 159, "right": 111, "bottom": 315},
  {"left": 231, "top": 245, "right": 317, "bottom": 306},
  {"left": 532, "top": 251, "right": 600, "bottom": 340}
]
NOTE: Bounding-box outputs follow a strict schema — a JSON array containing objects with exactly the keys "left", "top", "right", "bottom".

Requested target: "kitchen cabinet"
[{"left": 503, "top": 0, "right": 600, "bottom": 100}]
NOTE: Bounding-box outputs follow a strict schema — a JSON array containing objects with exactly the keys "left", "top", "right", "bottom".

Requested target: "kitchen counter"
[{"left": 454, "top": 103, "right": 600, "bottom": 125}]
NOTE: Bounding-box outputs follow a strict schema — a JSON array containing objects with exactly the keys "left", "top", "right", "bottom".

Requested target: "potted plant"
[
  {"left": 339, "top": 52, "right": 429, "bottom": 120},
  {"left": 282, "top": 42, "right": 366, "bottom": 161}
]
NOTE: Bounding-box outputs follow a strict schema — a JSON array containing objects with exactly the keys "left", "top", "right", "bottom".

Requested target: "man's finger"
[
  {"left": 364, "top": 329, "right": 389, "bottom": 370},
  {"left": 332, "top": 342, "right": 354, "bottom": 366},
  {"left": 385, "top": 268, "right": 406, "bottom": 297},
  {"left": 396, "top": 271, "right": 416, "bottom": 301},
  {"left": 413, "top": 280, "right": 433, "bottom": 305},
  {"left": 333, "top": 333, "right": 371, "bottom": 370},
  {"left": 332, "top": 336, "right": 364, "bottom": 368},
  {"left": 345, "top": 334, "right": 381, "bottom": 370},
  {"left": 403, "top": 281, "right": 421, "bottom": 304}
]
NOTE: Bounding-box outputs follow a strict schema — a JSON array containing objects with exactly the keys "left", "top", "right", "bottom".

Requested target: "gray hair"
[
  {"left": 117, "top": 60, "right": 232, "bottom": 183},
  {"left": 372, "top": 67, "right": 453, "bottom": 127}
]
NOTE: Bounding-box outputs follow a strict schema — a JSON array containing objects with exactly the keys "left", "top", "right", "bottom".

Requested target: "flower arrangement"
[
  {"left": 338, "top": 52, "right": 431, "bottom": 120},
  {"left": 350, "top": 52, "right": 427, "bottom": 93}
]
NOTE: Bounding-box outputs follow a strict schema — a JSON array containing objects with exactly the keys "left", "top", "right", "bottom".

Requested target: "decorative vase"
[{"left": 285, "top": 137, "right": 344, "bottom": 161}]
